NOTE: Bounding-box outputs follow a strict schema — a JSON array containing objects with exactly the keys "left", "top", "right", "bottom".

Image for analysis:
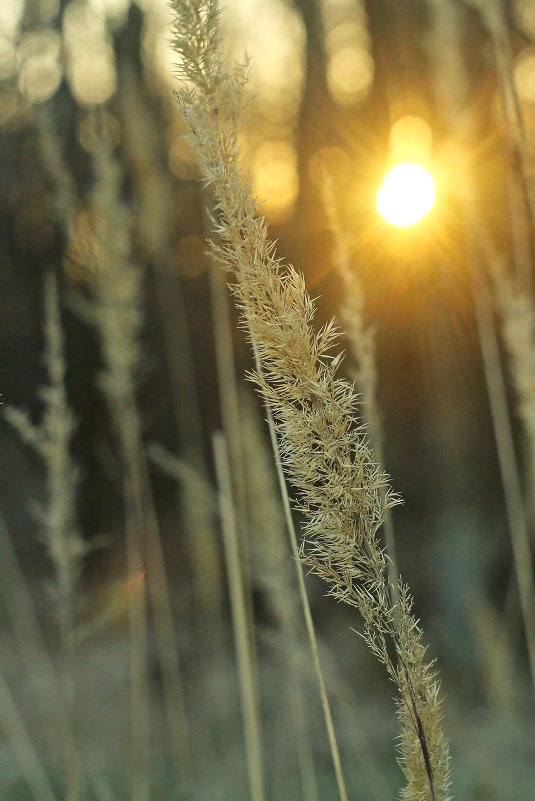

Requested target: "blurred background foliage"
[{"left": 1, "top": 0, "right": 535, "bottom": 800}]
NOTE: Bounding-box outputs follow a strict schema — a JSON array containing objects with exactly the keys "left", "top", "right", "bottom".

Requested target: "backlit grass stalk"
[
  {"left": 4, "top": 273, "right": 86, "bottom": 801},
  {"left": 259, "top": 391, "right": 350, "bottom": 801},
  {"left": 498, "top": 284, "right": 535, "bottom": 501},
  {"left": 472, "top": 0, "right": 535, "bottom": 518},
  {"left": 468, "top": 234, "right": 535, "bottom": 693},
  {"left": 86, "top": 140, "right": 151, "bottom": 801},
  {"left": 470, "top": 0, "right": 535, "bottom": 236},
  {"left": 4, "top": 275, "right": 85, "bottom": 631},
  {"left": 171, "top": 3, "right": 451, "bottom": 799},
  {"left": 118, "top": 65, "right": 225, "bottom": 668},
  {"left": 86, "top": 140, "right": 192, "bottom": 798},
  {"left": 473, "top": 252, "right": 535, "bottom": 692},
  {"left": 476, "top": 2, "right": 535, "bottom": 515}
]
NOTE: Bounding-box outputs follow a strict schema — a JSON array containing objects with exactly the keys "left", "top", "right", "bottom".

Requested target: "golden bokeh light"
[
  {"left": 18, "top": 29, "right": 63, "bottom": 104},
  {"left": 223, "top": 0, "right": 305, "bottom": 123},
  {"left": 252, "top": 140, "right": 299, "bottom": 223},
  {"left": 389, "top": 116, "right": 433, "bottom": 165},
  {"left": 0, "top": 0, "right": 24, "bottom": 39},
  {"left": 0, "top": 0, "right": 24, "bottom": 83},
  {"left": 64, "top": 0, "right": 117, "bottom": 106},
  {"left": 376, "top": 162, "right": 435, "bottom": 227},
  {"left": 327, "top": 45, "right": 374, "bottom": 107},
  {"left": 321, "top": 0, "right": 373, "bottom": 106}
]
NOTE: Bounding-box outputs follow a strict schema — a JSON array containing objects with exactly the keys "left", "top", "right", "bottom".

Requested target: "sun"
[{"left": 376, "top": 162, "right": 436, "bottom": 227}]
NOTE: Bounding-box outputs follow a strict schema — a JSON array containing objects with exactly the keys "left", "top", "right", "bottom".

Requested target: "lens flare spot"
[{"left": 376, "top": 162, "right": 435, "bottom": 227}]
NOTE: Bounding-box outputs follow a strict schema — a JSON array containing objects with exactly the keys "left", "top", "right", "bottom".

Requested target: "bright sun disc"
[{"left": 376, "top": 162, "right": 435, "bottom": 227}]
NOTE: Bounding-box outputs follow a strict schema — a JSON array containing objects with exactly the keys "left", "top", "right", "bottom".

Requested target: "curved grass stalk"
[
  {"left": 170, "top": 3, "right": 451, "bottom": 798},
  {"left": 260, "top": 386, "right": 349, "bottom": 801}
]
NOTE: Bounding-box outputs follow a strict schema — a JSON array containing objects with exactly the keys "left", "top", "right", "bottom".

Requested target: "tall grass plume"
[{"left": 170, "top": 2, "right": 451, "bottom": 799}]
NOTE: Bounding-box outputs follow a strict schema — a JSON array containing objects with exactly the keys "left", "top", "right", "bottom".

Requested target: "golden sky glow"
[{"left": 376, "top": 162, "right": 436, "bottom": 227}]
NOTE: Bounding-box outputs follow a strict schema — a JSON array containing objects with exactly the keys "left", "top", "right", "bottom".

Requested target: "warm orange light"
[
  {"left": 377, "top": 116, "right": 435, "bottom": 227},
  {"left": 376, "top": 162, "right": 435, "bottom": 227},
  {"left": 127, "top": 570, "right": 147, "bottom": 593},
  {"left": 389, "top": 116, "right": 432, "bottom": 164}
]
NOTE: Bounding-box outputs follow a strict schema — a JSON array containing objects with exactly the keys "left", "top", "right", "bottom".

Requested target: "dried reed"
[{"left": 170, "top": 2, "right": 451, "bottom": 799}]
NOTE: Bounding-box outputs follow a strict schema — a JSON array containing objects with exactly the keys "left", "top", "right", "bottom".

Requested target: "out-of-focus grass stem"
[
  {"left": 207, "top": 199, "right": 262, "bottom": 755},
  {"left": 4, "top": 274, "right": 84, "bottom": 801},
  {"left": 428, "top": 0, "right": 535, "bottom": 697},
  {"left": 466, "top": 231, "right": 535, "bottom": 693},
  {"left": 87, "top": 137, "right": 193, "bottom": 796},
  {"left": 213, "top": 430, "right": 265, "bottom": 801},
  {"left": 0, "top": 513, "right": 57, "bottom": 700}
]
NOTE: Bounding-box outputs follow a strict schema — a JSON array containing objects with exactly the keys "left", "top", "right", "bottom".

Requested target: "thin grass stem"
[
  {"left": 466, "top": 234, "right": 535, "bottom": 693},
  {"left": 212, "top": 430, "right": 265, "bottom": 801}
]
